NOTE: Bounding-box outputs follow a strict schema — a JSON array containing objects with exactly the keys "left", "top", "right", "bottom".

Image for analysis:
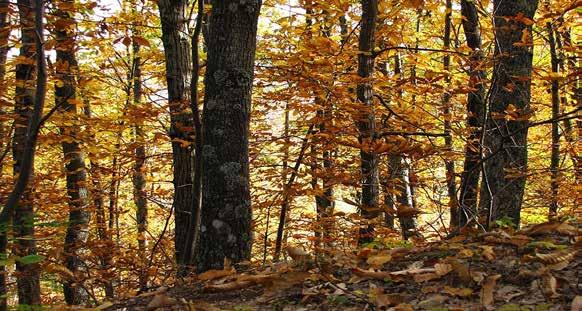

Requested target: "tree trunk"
[
  {"left": 442, "top": 0, "right": 457, "bottom": 228},
  {"left": 478, "top": 0, "right": 539, "bottom": 228},
  {"left": 546, "top": 23, "right": 560, "bottom": 219},
  {"left": 357, "top": 0, "right": 380, "bottom": 245},
  {"left": 0, "top": 1, "right": 9, "bottom": 308},
  {"left": 197, "top": 0, "right": 261, "bottom": 272},
  {"left": 5, "top": 0, "right": 46, "bottom": 304},
  {"left": 54, "top": 0, "right": 92, "bottom": 304},
  {"left": 184, "top": 0, "right": 205, "bottom": 268},
  {"left": 131, "top": 28, "right": 148, "bottom": 291},
  {"left": 83, "top": 103, "right": 114, "bottom": 299},
  {"left": 458, "top": 0, "right": 486, "bottom": 228},
  {"left": 157, "top": 0, "right": 194, "bottom": 270},
  {"left": 555, "top": 24, "right": 581, "bottom": 189}
]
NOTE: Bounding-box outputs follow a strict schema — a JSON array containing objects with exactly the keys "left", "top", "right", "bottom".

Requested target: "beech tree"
[
  {"left": 157, "top": 0, "right": 194, "bottom": 269},
  {"left": 458, "top": 0, "right": 486, "bottom": 228},
  {"left": 54, "top": 0, "right": 91, "bottom": 304},
  {"left": 479, "top": 0, "right": 539, "bottom": 227},
  {"left": 196, "top": 0, "right": 262, "bottom": 272},
  {"left": 356, "top": 0, "right": 380, "bottom": 244}
]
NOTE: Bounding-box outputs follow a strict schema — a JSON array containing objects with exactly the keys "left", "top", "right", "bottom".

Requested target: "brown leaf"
[
  {"left": 146, "top": 294, "right": 177, "bottom": 310},
  {"left": 366, "top": 253, "right": 392, "bottom": 268},
  {"left": 536, "top": 250, "right": 576, "bottom": 270},
  {"left": 197, "top": 268, "right": 234, "bottom": 281},
  {"left": 203, "top": 280, "right": 253, "bottom": 293},
  {"left": 396, "top": 205, "right": 423, "bottom": 218},
  {"left": 443, "top": 286, "right": 473, "bottom": 297},
  {"left": 413, "top": 272, "right": 437, "bottom": 283},
  {"left": 352, "top": 267, "right": 393, "bottom": 281},
  {"left": 375, "top": 293, "right": 405, "bottom": 308},
  {"left": 189, "top": 301, "right": 223, "bottom": 311},
  {"left": 522, "top": 221, "right": 578, "bottom": 236},
  {"left": 132, "top": 35, "right": 151, "bottom": 47},
  {"left": 286, "top": 246, "right": 310, "bottom": 261},
  {"left": 435, "top": 263, "right": 452, "bottom": 276},
  {"left": 480, "top": 274, "right": 501, "bottom": 310},
  {"left": 480, "top": 246, "right": 496, "bottom": 261},
  {"left": 541, "top": 271, "right": 559, "bottom": 298}
]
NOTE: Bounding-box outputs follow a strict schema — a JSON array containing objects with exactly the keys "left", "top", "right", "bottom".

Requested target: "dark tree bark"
[
  {"left": 546, "top": 22, "right": 560, "bottom": 219},
  {"left": 458, "top": 0, "right": 486, "bottom": 228},
  {"left": 2, "top": 0, "right": 46, "bottom": 304},
  {"left": 357, "top": 0, "right": 380, "bottom": 245},
  {"left": 442, "top": 0, "right": 457, "bottom": 228},
  {"left": 479, "top": 0, "right": 539, "bottom": 228},
  {"left": 0, "top": 1, "right": 9, "bottom": 308},
  {"left": 54, "top": 0, "right": 91, "bottom": 304},
  {"left": 184, "top": 0, "right": 205, "bottom": 268},
  {"left": 196, "top": 0, "right": 261, "bottom": 272},
  {"left": 131, "top": 28, "right": 148, "bottom": 291},
  {"left": 158, "top": 0, "right": 194, "bottom": 270}
]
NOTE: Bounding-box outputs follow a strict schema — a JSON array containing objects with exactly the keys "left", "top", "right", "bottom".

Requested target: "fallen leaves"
[{"left": 480, "top": 274, "right": 501, "bottom": 310}]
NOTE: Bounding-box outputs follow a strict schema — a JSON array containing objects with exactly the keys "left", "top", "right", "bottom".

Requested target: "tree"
[
  {"left": 157, "top": 0, "right": 194, "bottom": 270},
  {"left": 442, "top": 0, "right": 457, "bottom": 227},
  {"left": 130, "top": 7, "right": 148, "bottom": 290},
  {"left": 3, "top": 0, "right": 46, "bottom": 304},
  {"left": 54, "top": 0, "right": 92, "bottom": 304},
  {"left": 196, "top": 0, "right": 261, "bottom": 272},
  {"left": 458, "top": 0, "right": 486, "bottom": 228},
  {"left": 479, "top": 0, "right": 539, "bottom": 228},
  {"left": 0, "top": 1, "right": 9, "bottom": 308},
  {"left": 356, "top": 0, "right": 380, "bottom": 244}
]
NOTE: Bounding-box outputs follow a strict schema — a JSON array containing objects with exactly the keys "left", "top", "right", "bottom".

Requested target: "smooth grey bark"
[
  {"left": 196, "top": 0, "right": 261, "bottom": 272},
  {"left": 458, "top": 0, "right": 486, "bottom": 228},
  {"left": 54, "top": 0, "right": 91, "bottom": 304},
  {"left": 158, "top": 0, "right": 194, "bottom": 269},
  {"left": 3, "top": 0, "right": 46, "bottom": 304},
  {"left": 479, "top": 0, "right": 539, "bottom": 228},
  {"left": 357, "top": 0, "right": 380, "bottom": 245}
]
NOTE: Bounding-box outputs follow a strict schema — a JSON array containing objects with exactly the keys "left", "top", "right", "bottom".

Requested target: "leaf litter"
[{"left": 104, "top": 221, "right": 581, "bottom": 310}]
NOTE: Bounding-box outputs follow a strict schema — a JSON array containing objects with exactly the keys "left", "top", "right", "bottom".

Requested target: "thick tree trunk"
[
  {"left": 442, "top": 0, "right": 457, "bottom": 228},
  {"left": 5, "top": 0, "right": 46, "bottom": 304},
  {"left": 357, "top": 0, "right": 380, "bottom": 245},
  {"left": 158, "top": 0, "right": 194, "bottom": 270},
  {"left": 131, "top": 35, "right": 148, "bottom": 291},
  {"left": 478, "top": 0, "right": 539, "bottom": 228},
  {"left": 458, "top": 0, "right": 486, "bottom": 228},
  {"left": 197, "top": 0, "right": 261, "bottom": 272},
  {"left": 546, "top": 23, "right": 560, "bottom": 219},
  {"left": 54, "top": 0, "right": 92, "bottom": 304}
]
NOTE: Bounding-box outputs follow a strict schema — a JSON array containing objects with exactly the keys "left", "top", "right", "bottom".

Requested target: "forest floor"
[{"left": 102, "top": 221, "right": 581, "bottom": 311}]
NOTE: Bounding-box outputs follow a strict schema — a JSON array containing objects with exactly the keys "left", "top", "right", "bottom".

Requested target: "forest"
[{"left": 0, "top": 0, "right": 580, "bottom": 309}]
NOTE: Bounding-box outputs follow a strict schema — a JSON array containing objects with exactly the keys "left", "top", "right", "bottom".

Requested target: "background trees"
[{"left": 0, "top": 0, "right": 577, "bottom": 307}]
